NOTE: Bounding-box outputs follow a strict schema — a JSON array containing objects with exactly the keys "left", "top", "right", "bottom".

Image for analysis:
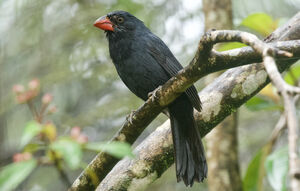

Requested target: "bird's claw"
[
  {"left": 148, "top": 86, "right": 161, "bottom": 102},
  {"left": 126, "top": 110, "right": 136, "bottom": 124}
]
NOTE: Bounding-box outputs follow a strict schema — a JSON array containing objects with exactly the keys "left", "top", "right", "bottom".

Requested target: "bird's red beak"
[{"left": 94, "top": 16, "right": 114, "bottom": 31}]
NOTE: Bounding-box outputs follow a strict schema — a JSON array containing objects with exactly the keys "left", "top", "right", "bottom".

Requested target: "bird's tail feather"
[{"left": 169, "top": 94, "right": 207, "bottom": 186}]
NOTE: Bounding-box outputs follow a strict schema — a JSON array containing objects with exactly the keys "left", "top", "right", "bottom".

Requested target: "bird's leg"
[
  {"left": 126, "top": 110, "right": 136, "bottom": 124},
  {"left": 148, "top": 86, "right": 162, "bottom": 102}
]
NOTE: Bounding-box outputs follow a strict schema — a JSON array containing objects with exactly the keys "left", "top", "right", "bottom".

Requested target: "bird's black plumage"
[{"left": 95, "top": 10, "right": 207, "bottom": 186}]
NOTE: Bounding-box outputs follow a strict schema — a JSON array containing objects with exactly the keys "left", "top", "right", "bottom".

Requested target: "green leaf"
[
  {"left": 243, "top": 145, "right": 270, "bottom": 191},
  {"left": 284, "top": 62, "right": 300, "bottom": 85},
  {"left": 85, "top": 141, "right": 134, "bottom": 159},
  {"left": 245, "top": 96, "right": 281, "bottom": 111},
  {"left": 0, "top": 159, "right": 37, "bottom": 191},
  {"left": 265, "top": 147, "right": 288, "bottom": 191},
  {"left": 20, "top": 121, "right": 42, "bottom": 148},
  {"left": 50, "top": 138, "right": 82, "bottom": 170},
  {"left": 23, "top": 143, "right": 41, "bottom": 153},
  {"left": 218, "top": 42, "right": 247, "bottom": 52},
  {"left": 241, "top": 13, "right": 277, "bottom": 36}
]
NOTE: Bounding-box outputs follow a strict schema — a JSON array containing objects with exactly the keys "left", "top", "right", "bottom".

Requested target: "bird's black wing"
[{"left": 146, "top": 34, "right": 201, "bottom": 111}]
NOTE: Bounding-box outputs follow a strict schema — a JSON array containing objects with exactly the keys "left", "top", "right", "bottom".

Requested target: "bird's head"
[{"left": 94, "top": 11, "right": 144, "bottom": 36}]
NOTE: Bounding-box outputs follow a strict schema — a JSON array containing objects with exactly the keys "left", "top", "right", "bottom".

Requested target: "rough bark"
[
  {"left": 70, "top": 12, "right": 300, "bottom": 191},
  {"left": 97, "top": 121, "right": 173, "bottom": 191},
  {"left": 203, "top": 0, "right": 242, "bottom": 190},
  {"left": 205, "top": 113, "right": 241, "bottom": 191},
  {"left": 203, "top": 0, "right": 233, "bottom": 30}
]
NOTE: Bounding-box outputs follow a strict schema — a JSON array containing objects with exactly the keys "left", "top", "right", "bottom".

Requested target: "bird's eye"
[{"left": 117, "top": 17, "right": 124, "bottom": 23}]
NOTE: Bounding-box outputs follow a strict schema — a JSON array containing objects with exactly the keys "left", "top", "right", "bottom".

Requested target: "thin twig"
[
  {"left": 263, "top": 45, "right": 300, "bottom": 191},
  {"left": 263, "top": 51, "right": 300, "bottom": 94},
  {"left": 51, "top": 150, "right": 72, "bottom": 187},
  {"left": 269, "top": 114, "right": 286, "bottom": 146},
  {"left": 283, "top": 92, "right": 300, "bottom": 190},
  {"left": 27, "top": 100, "right": 39, "bottom": 119},
  {"left": 37, "top": 103, "right": 48, "bottom": 123}
]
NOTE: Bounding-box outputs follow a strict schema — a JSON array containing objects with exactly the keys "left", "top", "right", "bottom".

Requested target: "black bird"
[{"left": 94, "top": 10, "right": 207, "bottom": 186}]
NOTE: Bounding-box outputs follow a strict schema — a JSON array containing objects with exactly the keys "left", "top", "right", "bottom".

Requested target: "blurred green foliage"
[
  {"left": 243, "top": 146, "right": 269, "bottom": 191},
  {"left": 20, "top": 121, "right": 42, "bottom": 148},
  {"left": 285, "top": 64, "right": 300, "bottom": 85},
  {"left": 245, "top": 96, "right": 282, "bottom": 111},
  {"left": 265, "top": 147, "right": 288, "bottom": 191},
  {"left": 50, "top": 138, "right": 83, "bottom": 170},
  {"left": 0, "top": 159, "right": 37, "bottom": 191},
  {"left": 241, "top": 13, "right": 278, "bottom": 36},
  {"left": 0, "top": 79, "right": 134, "bottom": 190},
  {"left": 85, "top": 141, "right": 134, "bottom": 159},
  {"left": 243, "top": 146, "right": 289, "bottom": 191},
  {"left": 218, "top": 42, "right": 246, "bottom": 52}
]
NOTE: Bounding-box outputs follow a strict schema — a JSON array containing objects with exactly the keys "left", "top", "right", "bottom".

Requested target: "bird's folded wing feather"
[{"left": 146, "top": 35, "right": 201, "bottom": 111}]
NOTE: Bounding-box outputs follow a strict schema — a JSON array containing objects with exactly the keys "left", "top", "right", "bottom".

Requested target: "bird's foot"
[
  {"left": 126, "top": 110, "right": 136, "bottom": 124},
  {"left": 148, "top": 86, "right": 162, "bottom": 102},
  {"left": 162, "top": 109, "right": 170, "bottom": 117}
]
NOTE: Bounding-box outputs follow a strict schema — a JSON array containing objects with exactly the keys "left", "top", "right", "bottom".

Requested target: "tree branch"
[
  {"left": 262, "top": 50, "right": 300, "bottom": 189},
  {"left": 261, "top": 17, "right": 300, "bottom": 190},
  {"left": 70, "top": 12, "right": 300, "bottom": 191}
]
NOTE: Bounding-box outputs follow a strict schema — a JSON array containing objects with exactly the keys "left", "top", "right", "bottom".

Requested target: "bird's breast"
[
  {"left": 109, "top": 42, "right": 132, "bottom": 61},
  {"left": 113, "top": 54, "right": 169, "bottom": 100},
  {"left": 108, "top": 35, "right": 170, "bottom": 100}
]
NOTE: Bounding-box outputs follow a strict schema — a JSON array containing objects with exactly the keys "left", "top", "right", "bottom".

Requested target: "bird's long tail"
[{"left": 169, "top": 94, "right": 207, "bottom": 186}]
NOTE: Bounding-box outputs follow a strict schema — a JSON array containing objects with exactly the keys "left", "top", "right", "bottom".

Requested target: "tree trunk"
[{"left": 203, "top": 0, "right": 243, "bottom": 190}]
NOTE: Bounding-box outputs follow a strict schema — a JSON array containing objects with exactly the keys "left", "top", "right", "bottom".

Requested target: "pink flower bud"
[
  {"left": 70, "top": 126, "right": 81, "bottom": 139},
  {"left": 13, "top": 152, "right": 32, "bottom": 162},
  {"left": 28, "top": 79, "right": 40, "bottom": 90},
  {"left": 16, "top": 93, "right": 28, "bottom": 104},
  {"left": 26, "top": 90, "right": 38, "bottom": 100},
  {"left": 22, "top": 152, "right": 32, "bottom": 160},
  {"left": 13, "top": 153, "right": 23, "bottom": 162},
  {"left": 42, "top": 93, "right": 53, "bottom": 104},
  {"left": 12, "top": 84, "right": 25, "bottom": 94},
  {"left": 48, "top": 105, "right": 57, "bottom": 113},
  {"left": 77, "top": 134, "right": 88, "bottom": 144}
]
